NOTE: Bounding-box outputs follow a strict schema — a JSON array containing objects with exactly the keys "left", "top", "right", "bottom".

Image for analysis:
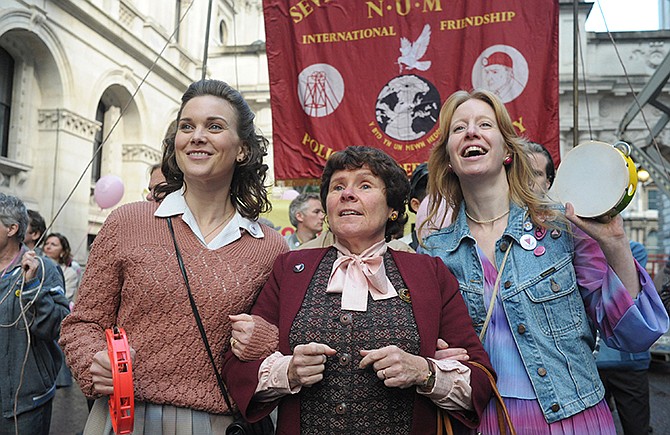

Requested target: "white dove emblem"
[{"left": 398, "top": 24, "right": 432, "bottom": 73}]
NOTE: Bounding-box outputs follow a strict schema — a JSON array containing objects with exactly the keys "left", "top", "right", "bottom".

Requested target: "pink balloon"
[
  {"left": 281, "top": 189, "right": 300, "bottom": 200},
  {"left": 94, "top": 175, "right": 125, "bottom": 209}
]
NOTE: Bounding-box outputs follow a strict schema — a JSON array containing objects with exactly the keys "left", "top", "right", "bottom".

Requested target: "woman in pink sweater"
[{"left": 60, "top": 80, "right": 287, "bottom": 434}]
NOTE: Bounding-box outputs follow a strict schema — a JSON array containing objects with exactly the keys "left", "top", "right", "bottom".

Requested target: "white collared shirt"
[{"left": 155, "top": 189, "right": 264, "bottom": 250}]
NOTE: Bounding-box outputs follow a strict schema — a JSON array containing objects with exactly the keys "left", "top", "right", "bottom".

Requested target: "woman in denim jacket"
[{"left": 418, "top": 89, "right": 669, "bottom": 434}]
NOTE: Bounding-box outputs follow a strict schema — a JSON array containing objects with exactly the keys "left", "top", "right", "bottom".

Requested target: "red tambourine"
[{"left": 105, "top": 327, "right": 134, "bottom": 434}]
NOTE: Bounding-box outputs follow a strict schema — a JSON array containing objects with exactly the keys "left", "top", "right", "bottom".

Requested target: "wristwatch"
[{"left": 420, "top": 358, "right": 436, "bottom": 391}]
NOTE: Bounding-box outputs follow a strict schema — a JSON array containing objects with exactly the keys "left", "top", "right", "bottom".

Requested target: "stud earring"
[
  {"left": 503, "top": 155, "right": 513, "bottom": 165},
  {"left": 390, "top": 211, "right": 398, "bottom": 221}
]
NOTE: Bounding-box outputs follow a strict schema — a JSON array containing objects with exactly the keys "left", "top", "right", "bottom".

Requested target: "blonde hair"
[{"left": 423, "top": 89, "right": 560, "bottom": 235}]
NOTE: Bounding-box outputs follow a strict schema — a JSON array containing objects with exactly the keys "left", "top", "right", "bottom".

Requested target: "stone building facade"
[{"left": 1, "top": 0, "right": 669, "bottom": 263}]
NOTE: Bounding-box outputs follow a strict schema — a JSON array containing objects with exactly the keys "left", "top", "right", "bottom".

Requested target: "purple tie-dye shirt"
[{"left": 477, "top": 224, "right": 667, "bottom": 434}]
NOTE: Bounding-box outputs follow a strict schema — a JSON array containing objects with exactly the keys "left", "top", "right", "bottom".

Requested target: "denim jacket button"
[
  {"left": 517, "top": 324, "right": 526, "bottom": 334},
  {"left": 537, "top": 367, "right": 547, "bottom": 376},
  {"left": 500, "top": 241, "right": 509, "bottom": 252},
  {"left": 504, "top": 280, "right": 512, "bottom": 289},
  {"left": 551, "top": 403, "right": 560, "bottom": 412}
]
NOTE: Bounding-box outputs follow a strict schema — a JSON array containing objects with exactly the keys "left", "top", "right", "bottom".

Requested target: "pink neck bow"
[{"left": 326, "top": 240, "right": 397, "bottom": 311}]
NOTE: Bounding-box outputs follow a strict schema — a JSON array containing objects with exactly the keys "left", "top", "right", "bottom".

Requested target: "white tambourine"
[{"left": 548, "top": 140, "right": 638, "bottom": 218}]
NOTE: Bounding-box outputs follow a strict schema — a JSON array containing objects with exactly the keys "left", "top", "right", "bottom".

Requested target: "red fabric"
[
  {"left": 264, "top": 0, "right": 560, "bottom": 180},
  {"left": 221, "top": 248, "right": 494, "bottom": 434}
]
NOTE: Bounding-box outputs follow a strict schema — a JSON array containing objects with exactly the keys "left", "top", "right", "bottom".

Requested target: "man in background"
[
  {"left": 526, "top": 141, "right": 555, "bottom": 193},
  {"left": 24, "top": 209, "right": 47, "bottom": 255},
  {"left": 285, "top": 193, "right": 324, "bottom": 250},
  {"left": 145, "top": 163, "right": 166, "bottom": 202},
  {"left": 400, "top": 163, "right": 428, "bottom": 250},
  {"left": 597, "top": 241, "right": 653, "bottom": 435}
]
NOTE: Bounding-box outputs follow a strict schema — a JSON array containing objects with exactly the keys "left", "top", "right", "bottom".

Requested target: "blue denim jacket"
[
  {"left": 0, "top": 250, "right": 69, "bottom": 418},
  {"left": 421, "top": 202, "right": 603, "bottom": 423}
]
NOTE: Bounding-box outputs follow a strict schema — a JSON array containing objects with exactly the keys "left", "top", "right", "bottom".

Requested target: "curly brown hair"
[{"left": 154, "top": 80, "right": 271, "bottom": 220}]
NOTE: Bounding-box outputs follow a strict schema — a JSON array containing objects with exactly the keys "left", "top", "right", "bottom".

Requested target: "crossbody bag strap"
[
  {"left": 479, "top": 242, "right": 512, "bottom": 343},
  {"left": 167, "top": 217, "right": 235, "bottom": 413}
]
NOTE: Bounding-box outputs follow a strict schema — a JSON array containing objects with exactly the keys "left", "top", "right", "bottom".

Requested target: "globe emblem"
[{"left": 375, "top": 75, "right": 441, "bottom": 142}]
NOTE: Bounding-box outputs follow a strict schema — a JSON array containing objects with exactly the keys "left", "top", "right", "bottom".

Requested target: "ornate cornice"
[
  {"left": 122, "top": 143, "right": 161, "bottom": 163},
  {"left": 38, "top": 109, "right": 100, "bottom": 141}
]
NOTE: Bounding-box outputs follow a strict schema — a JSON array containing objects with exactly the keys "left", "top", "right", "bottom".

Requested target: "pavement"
[{"left": 49, "top": 362, "right": 670, "bottom": 434}]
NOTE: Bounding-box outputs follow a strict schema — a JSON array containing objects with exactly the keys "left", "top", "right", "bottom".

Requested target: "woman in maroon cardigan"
[{"left": 222, "top": 146, "right": 493, "bottom": 434}]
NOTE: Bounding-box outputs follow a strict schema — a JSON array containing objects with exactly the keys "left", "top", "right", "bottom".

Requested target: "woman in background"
[
  {"left": 44, "top": 232, "right": 81, "bottom": 388},
  {"left": 43, "top": 232, "right": 81, "bottom": 303}
]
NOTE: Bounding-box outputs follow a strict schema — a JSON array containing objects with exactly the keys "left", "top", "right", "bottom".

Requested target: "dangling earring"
[
  {"left": 447, "top": 163, "right": 453, "bottom": 172},
  {"left": 503, "top": 155, "right": 513, "bottom": 165},
  {"left": 390, "top": 211, "right": 398, "bottom": 221}
]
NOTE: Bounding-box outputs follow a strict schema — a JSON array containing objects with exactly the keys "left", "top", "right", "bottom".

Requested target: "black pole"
[
  {"left": 573, "top": 0, "right": 579, "bottom": 147},
  {"left": 201, "top": 0, "right": 214, "bottom": 80}
]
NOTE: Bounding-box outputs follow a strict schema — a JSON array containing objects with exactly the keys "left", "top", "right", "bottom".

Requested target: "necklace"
[
  {"left": 202, "top": 210, "right": 235, "bottom": 239},
  {"left": 465, "top": 209, "right": 510, "bottom": 225}
]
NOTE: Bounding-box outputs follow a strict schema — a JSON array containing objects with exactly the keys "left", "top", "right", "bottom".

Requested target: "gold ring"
[{"left": 230, "top": 337, "right": 238, "bottom": 348}]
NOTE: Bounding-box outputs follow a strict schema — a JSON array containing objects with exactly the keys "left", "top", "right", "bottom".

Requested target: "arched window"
[
  {"left": 92, "top": 100, "right": 105, "bottom": 182},
  {"left": 0, "top": 46, "right": 14, "bottom": 158},
  {"left": 219, "top": 19, "right": 228, "bottom": 45}
]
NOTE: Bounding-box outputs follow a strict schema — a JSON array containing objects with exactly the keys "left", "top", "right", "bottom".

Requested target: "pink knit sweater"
[{"left": 60, "top": 201, "right": 287, "bottom": 414}]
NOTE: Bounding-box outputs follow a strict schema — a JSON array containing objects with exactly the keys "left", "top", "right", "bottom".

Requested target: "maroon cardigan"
[{"left": 222, "top": 248, "right": 494, "bottom": 435}]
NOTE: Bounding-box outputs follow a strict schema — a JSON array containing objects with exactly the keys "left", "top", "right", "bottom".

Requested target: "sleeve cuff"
[
  {"left": 253, "top": 353, "right": 301, "bottom": 401},
  {"left": 238, "top": 315, "right": 279, "bottom": 361},
  {"left": 417, "top": 357, "right": 473, "bottom": 411}
]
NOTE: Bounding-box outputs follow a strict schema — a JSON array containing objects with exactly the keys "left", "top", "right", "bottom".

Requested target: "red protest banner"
[{"left": 264, "top": 0, "right": 559, "bottom": 181}]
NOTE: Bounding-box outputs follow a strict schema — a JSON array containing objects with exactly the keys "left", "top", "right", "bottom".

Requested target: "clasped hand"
[
  {"left": 90, "top": 346, "right": 137, "bottom": 396},
  {"left": 289, "top": 343, "right": 427, "bottom": 390},
  {"left": 359, "top": 345, "right": 429, "bottom": 388}
]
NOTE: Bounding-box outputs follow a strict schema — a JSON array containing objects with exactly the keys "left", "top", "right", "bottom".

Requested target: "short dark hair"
[
  {"left": 320, "top": 146, "right": 409, "bottom": 241},
  {"left": 27, "top": 209, "right": 47, "bottom": 242},
  {"left": 288, "top": 193, "right": 320, "bottom": 227},
  {"left": 526, "top": 141, "right": 555, "bottom": 187},
  {"left": 155, "top": 79, "right": 271, "bottom": 220},
  {"left": 408, "top": 162, "right": 429, "bottom": 213}
]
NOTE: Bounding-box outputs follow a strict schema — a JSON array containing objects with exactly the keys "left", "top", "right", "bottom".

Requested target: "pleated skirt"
[{"left": 84, "top": 397, "right": 235, "bottom": 435}]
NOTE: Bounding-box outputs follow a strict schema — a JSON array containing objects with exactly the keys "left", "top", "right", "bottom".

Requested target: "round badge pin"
[
  {"left": 520, "top": 234, "right": 537, "bottom": 251},
  {"left": 533, "top": 246, "right": 546, "bottom": 256},
  {"left": 523, "top": 221, "right": 533, "bottom": 232}
]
